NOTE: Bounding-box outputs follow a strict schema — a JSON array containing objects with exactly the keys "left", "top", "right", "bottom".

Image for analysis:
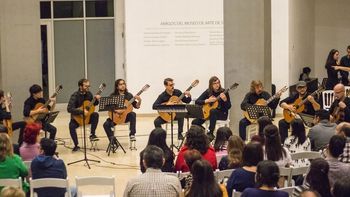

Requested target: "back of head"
[
  {"left": 187, "top": 160, "right": 222, "bottom": 197},
  {"left": 257, "top": 116, "right": 272, "bottom": 141},
  {"left": 227, "top": 135, "right": 245, "bottom": 154},
  {"left": 328, "top": 135, "right": 346, "bottom": 158},
  {"left": 40, "top": 138, "right": 57, "bottom": 156},
  {"left": 142, "top": 145, "right": 164, "bottom": 169},
  {"left": 333, "top": 176, "right": 350, "bottom": 197},
  {"left": 340, "top": 125, "right": 350, "bottom": 137},
  {"left": 242, "top": 142, "right": 264, "bottom": 167},
  {"left": 291, "top": 119, "right": 306, "bottom": 145},
  {"left": 184, "top": 149, "right": 202, "bottom": 170},
  {"left": 306, "top": 158, "right": 331, "bottom": 197},
  {"left": 315, "top": 109, "right": 330, "bottom": 121},
  {"left": 264, "top": 124, "right": 285, "bottom": 161},
  {"left": 147, "top": 128, "right": 167, "bottom": 150},
  {"left": 0, "top": 133, "right": 13, "bottom": 161},
  {"left": 23, "top": 123, "right": 42, "bottom": 145},
  {"left": 29, "top": 84, "right": 42, "bottom": 95},
  {"left": 300, "top": 190, "right": 320, "bottom": 197},
  {"left": 214, "top": 127, "right": 232, "bottom": 151},
  {"left": 256, "top": 160, "right": 280, "bottom": 188},
  {"left": 0, "top": 186, "right": 25, "bottom": 197},
  {"left": 185, "top": 125, "right": 209, "bottom": 154}
]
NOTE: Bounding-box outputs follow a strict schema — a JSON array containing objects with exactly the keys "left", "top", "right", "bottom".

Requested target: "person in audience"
[
  {"left": 299, "top": 190, "right": 320, "bottom": 197},
  {"left": 324, "top": 49, "right": 340, "bottom": 90},
  {"left": 31, "top": 138, "right": 67, "bottom": 197},
  {"left": 250, "top": 116, "right": 272, "bottom": 144},
  {"left": 139, "top": 128, "right": 174, "bottom": 173},
  {"left": 175, "top": 125, "right": 217, "bottom": 172},
  {"left": 0, "top": 133, "right": 29, "bottom": 193},
  {"left": 264, "top": 125, "right": 291, "bottom": 167},
  {"left": 0, "top": 186, "right": 25, "bottom": 197},
  {"left": 325, "top": 135, "right": 349, "bottom": 188},
  {"left": 124, "top": 145, "right": 181, "bottom": 197},
  {"left": 283, "top": 119, "right": 311, "bottom": 167},
  {"left": 213, "top": 127, "right": 232, "bottom": 161},
  {"left": 218, "top": 135, "right": 245, "bottom": 170},
  {"left": 292, "top": 158, "right": 332, "bottom": 197},
  {"left": 19, "top": 123, "right": 41, "bottom": 161},
  {"left": 180, "top": 149, "right": 202, "bottom": 190},
  {"left": 308, "top": 109, "right": 336, "bottom": 151},
  {"left": 339, "top": 125, "right": 350, "bottom": 163},
  {"left": 335, "top": 121, "right": 350, "bottom": 135},
  {"left": 226, "top": 142, "right": 264, "bottom": 197},
  {"left": 185, "top": 159, "right": 226, "bottom": 197},
  {"left": 241, "top": 160, "right": 288, "bottom": 197},
  {"left": 332, "top": 176, "right": 350, "bottom": 197}
]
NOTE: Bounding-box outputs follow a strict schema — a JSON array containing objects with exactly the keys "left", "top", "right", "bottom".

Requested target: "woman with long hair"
[
  {"left": 218, "top": 135, "right": 245, "bottom": 170},
  {"left": 283, "top": 119, "right": 311, "bottom": 167},
  {"left": 175, "top": 125, "right": 217, "bottom": 172},
  {"left": 213, "top": 126, "right": 232, "bottom": 152},
  {"left": 264, "top": 125, "right": 291, "bottom": 167},
  {"left": 251, "top": 116, "right": 272, "bottom": 144},
  {"left": 19, "top": 123, "right": 41, "bottom": 161},
  {"left": 241, "top": 160, "right": 288, "bottom": 196},
  {"left": 139, "top": 128, "right": 174, "bottom": 173},
  {"left": 325, "top": 49, "right": 340, "bottom": 90},
  {"left": 185, "top": 159, "right": 226, "bottom": 197}
]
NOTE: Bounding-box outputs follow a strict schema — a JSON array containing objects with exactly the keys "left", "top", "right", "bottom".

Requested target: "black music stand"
[
  {"left": 99, "top": 96, "right": 127, "bottom": 155},
  {"left": 155, "top": 104, "right": 187, "bottom": 152},
  {"left": 36, "top": 111, "right": 59, "bottom": 138},
  {"left": 246, "top": 105, "right": 272, "bottom": 120}
]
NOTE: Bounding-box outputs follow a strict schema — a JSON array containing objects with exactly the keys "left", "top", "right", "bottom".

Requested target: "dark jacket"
[{"left": 67, "top": 90, "right": 98, "bottom": 117}]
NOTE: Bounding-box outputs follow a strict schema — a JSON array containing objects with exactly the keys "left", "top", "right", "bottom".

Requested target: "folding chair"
[
  {"left": 322, "top": 90, "right": 334, "bottom": 111},
  {"left": 30, "top": 178, "right": 71, "bottom": 197},
  {"left": 215, "top": 169, "right": 234, "bottom": 185},
  {"left": 0, "top": 177, "right": 22, "bottom": 188},
  {"left": 291, "top": 151, "right": 321, "bottom": 161},
  {"left": 232, "top": 190, "right": 241, "bottom": 197},
  {"left": 75, "top": 176, "right": 116, "bottom": 197}
]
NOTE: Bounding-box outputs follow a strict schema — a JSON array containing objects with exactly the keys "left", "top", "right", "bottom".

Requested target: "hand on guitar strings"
[
  {"left": 287, "top": 105, "right": 296, "bottom": 113},
  {"left": 114, "top": 109, "right": 125, "bottom": 115},
  {"left": 307, "top": 95, "right": 316, "bottom": 103},
  {"left": 339, "top": 101, "right": 347, "bottom": 109},
  {"left": 49, "top": 97, "right": 56, "bottom": 103},
  {"left": 219, "top": 93, "right": 227, "bottom": 102},
  {"left": 134, "top": 95, "right": 142, "bottom": 102},
  {"left": 37, "top": 107, "right": 49, "bottom": 114},
  {"left": 95, "top": 95, "right": 101, "bottom": 100},
  {"left": 184, "top": 91, "right": 191, "bottom": 98},
  {"left": 206, "top": 96, "right": 217, "bottom": 103}
]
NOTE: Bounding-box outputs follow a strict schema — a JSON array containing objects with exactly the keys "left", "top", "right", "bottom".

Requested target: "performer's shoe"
[
  {"left": 72, "top": 146, "right": 80, "bottom": 152},
  {"left": 130, "top": 135, "right": 136, "bottom": 141}
]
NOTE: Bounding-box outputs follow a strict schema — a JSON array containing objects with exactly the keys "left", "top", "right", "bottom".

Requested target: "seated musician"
[
  {"left": 279, "top": 81, "right": 320, "bottom": 143},
  {"left": 67, "top": 79, "right": 101, "bottom": 152},
  {"left": 153, "top": 78, "right": 191, "bottom": 140},
  {"left": 23, "top": 85, "right": 57, "bottom": 144},
  {"left": 329, "top": 83, "right": 350, "bottom": 124},
  {"left": 0, "top": 90, "right": 26, "bottom": 138},
  {"left": 239, "top": 80, "right": 280, "bottom": 141},
  {"left": 103, "top": 79, "right": 141, "bottom": 142},
  {"left": 192, "top": 76, "right": 231, "bottom": 141}
]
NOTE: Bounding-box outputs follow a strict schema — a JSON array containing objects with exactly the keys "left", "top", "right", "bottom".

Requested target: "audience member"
[
  {"left": 175, "top": 125, "right": 217, "bottom": 172},
  {"left": 299, "top": 67, "right": 311, "bottom": 81},
  {"left": 308, "top": 110, "right": 336, "bottom": 151},
  {"left": 213, "top": 127, "right": 232, "bottom": 161},
  {"left": 299, "top": 190, "right": 320, "bottom": 197},
  {"left": 226, "top": 142, "right": 263, "bottom": 196},
  {"left": 19, "top": 123, "right": 41, "bottom": 161},
  {"left": 251, "top": 116, "right": 272, "bottom": 144},
  {"left": 332, "top": 176, "right": 350, "bottom": 197},
  {"left": 338, "top": 125, "right": 350, "bottom": 163},
  {"left": 218, "top": 135, "right": 244, "bottom": 170},
  {"left": 124, "top": 145, "right": 181, "bottom": 197},
  {"left": 241, "top": 160, "right": 288, "bottom": 197},
  {"left": 139, "top": 128, "right": 174, "bottom": 173},
  {"left": 0, "top": 186, "right": 25, "bottom": 197},
  {"left": 180, "top": 149, "right": 202, "bottom": 190}
]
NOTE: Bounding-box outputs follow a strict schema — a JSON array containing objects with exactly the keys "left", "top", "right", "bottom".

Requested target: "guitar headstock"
[
  {"left": 316, "top": 86, "right": 325, "bottom": 93},
  {"left": 99, "top": 83, "right": 107, "bottom": 91},
  {"left": 5, "top": 92, "right": 12, "bottom": 105},
  {"left": 279, "top": 86, "right": 288, "bottom": 93},
  {"left": 142, "top": 84, "right": 150, "bottom": 92},
  {"left": 55, "top": 85, "right": 63, "bottom": 94},
  {"left": 228, "top": 83, "right": 239, "bottom": 90},
  {"left": 191, "top": 80, "right": 199, "bottom": 88}
]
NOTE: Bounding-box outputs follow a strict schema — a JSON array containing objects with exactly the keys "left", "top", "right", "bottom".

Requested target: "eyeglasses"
[
  {"left": 168, "top": 83, "right": 174, "bottom": 87},
  {"left": 118, "top": 83, "right": 125, "bottom": 86}
]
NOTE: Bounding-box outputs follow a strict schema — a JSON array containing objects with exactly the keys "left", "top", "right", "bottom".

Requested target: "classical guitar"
[
  {"left": 26, "top": 85, "right": 63, "bottom": 123},
  {"left": 202, "top": 83, "right": 239, "bottom": 120},
  {"left": 158, "top": 80, "right": 199, "bottom": 122},
  {"left": 283, "top": 86, "right": 324, "bottom": 123},
  {"left": 243, "top": 86, "right": 288, "bottom": 123},
  {"left": 331, "top": 90, "right": 350, "bottom": 123},
  {"left": 73, "top": 83, "right": 106, "bottom": 126},
  {"left": 109, "top": 84, "right": 150, "bottom": 124},
  {"left": 3, "top": 92, "right": 13, "bottom": 136}
]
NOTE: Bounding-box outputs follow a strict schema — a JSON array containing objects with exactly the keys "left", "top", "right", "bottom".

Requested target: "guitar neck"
[
  {"left": 42, "top": 92, "right": 58, "bottom": 109},
  {"left": 215, "top": 89, "right": 229, "bottom": 101},
  {"left": 127, "top": 90, "right": 144, "bottom": 106},
  {"left": 178, "top": 86, "right": 193, "bottom": 101},
  {"left": 266, "top": 94, "right": 278, "bottom": 105}
]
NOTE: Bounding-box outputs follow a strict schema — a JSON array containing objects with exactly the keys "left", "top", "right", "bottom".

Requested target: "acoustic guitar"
[
  {"left": 3, "top": 92, "right": 13, "bottom": 136},
  {"left": 73, "top": 83, "right": 106, "bottom": 126},
  {"left": 243, "top": 86, "right": 288, "bottom": 123},
  {"left": 202, "top": 83, "right": 239, "bottom": 120},
  {"left": 26, "top": 85, "right": 63, "bottom": 123},
  {"left": 331, "top": 90, "right": 350, "bottom": 123},
  {"left": 158, "top": 80, "right": 199, "bottom": 122},
  {"left": 283, "top": 86, "right": 324, "bottom": 123},
  {"left": 109, "top": 84, "right": 150, "bottom": 124}
]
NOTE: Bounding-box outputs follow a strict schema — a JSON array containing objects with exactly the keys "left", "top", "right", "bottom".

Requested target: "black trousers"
[
  {"left": 278, "top": 119, "right": 290, "bottom": 143},
  {"left": 239, "top": 117, "right": 251, "bottom": 141},
  {"left": 0, "top": 121, "right": 26, "bottom": 144},
  {"left": 192, "top": 109, "right": 228, "bottom": 133},
  {"left": 69, "top": 112, "right": 99, "bottom": 147},
  {"left": 154, "top": 116, "right": 184, "bottom": 135},
  {"left": 18, "top": 121, "right": 56, "bottom": 145},
  {"left": 103, "top": 112, "right": 136, "bottom": 140}
]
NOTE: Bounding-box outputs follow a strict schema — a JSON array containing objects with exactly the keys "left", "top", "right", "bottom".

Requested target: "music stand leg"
[{"left": 106, "top": 125, "right": 126, "bottom": 155}]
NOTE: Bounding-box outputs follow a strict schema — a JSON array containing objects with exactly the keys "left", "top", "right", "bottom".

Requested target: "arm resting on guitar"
[
  {"left": 67, "top": 94, "right": 84, "bottom": 115},
  {"left": 181, "top": 95, "right": 192, "bottom": 104},
  {"left": 195, "top": 90, "right": 208, "bottom": 105},
  {"left": 152, "top": 94, "right": 163, "bottom": 110},
  {"left": 240, "top": 93, "right": 252, "bottom": 111}
]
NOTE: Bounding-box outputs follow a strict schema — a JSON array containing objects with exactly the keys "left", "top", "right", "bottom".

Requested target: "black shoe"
[
  {"left": 130, "top": 135, "right": 136, "bottom": 141},
  {"left": 89, "top": 134, "right": 99, "bottom": 141},
  {"left": 72, "top": 146, "right": 80, "bottom": 152},
  {"left": 178, "top": 133, "right": 184, "bottom": 140},
  {"left": 207, "top": 132, "right": 215, "bottom": 141}
]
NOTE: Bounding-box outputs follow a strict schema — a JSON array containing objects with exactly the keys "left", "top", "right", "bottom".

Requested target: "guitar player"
[
  {"left": 239, "top": 80, "right": 280, "bottom": 141},
  {"left": 329, "top": 83, "right": 350, "bottom": 124},
  {"left": 192, "top": 76, "right": 231, "bottom": 141},
  {"left": 67, "top": 79, "right": 101, "bottom": 152},
  {"left": 153, "top": 78, "right": 191, "bottom": 140},
  {"left": 103, "top": 79, "right": 141, "bottom": 143},
  {"left": 23, "top": 84, "right": 57, "bottom": 144},
  {"left": 279, "top": 81, "right": 320, "bottom": 143}
]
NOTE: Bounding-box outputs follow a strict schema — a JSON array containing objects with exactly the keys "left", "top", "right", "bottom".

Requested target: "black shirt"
[
  {"left": 67, "top": 90, "right": 99, "bottom": 116},
  {"left": 240, "top": 91, "right": 279, "bottom": 111},
  {"left": 280, "top": 93, "right": 317, "bottom": 116},
  {"left": 196, "top": 89, "right": 231, "bottom": 113},
  {"left": 152, "top": 89, "right": 191, "bottom": 109},
  {"left": 0, "top": 106, "right": 11, "bottom": 121},
  {"left": 110, "top": 92, "right": 138, "bottom": 109},
  {"left": 340, "top": 55, "right": 350, "bottom": 85},
  {"left": 329, "top": 97, "right": 350, "bottom": 123},
  {"left": 325, "top": 63, "right": 340, "bottom": 90},
  {"left": 23, "top": 96, "right": 48, "bottom": 117}
]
